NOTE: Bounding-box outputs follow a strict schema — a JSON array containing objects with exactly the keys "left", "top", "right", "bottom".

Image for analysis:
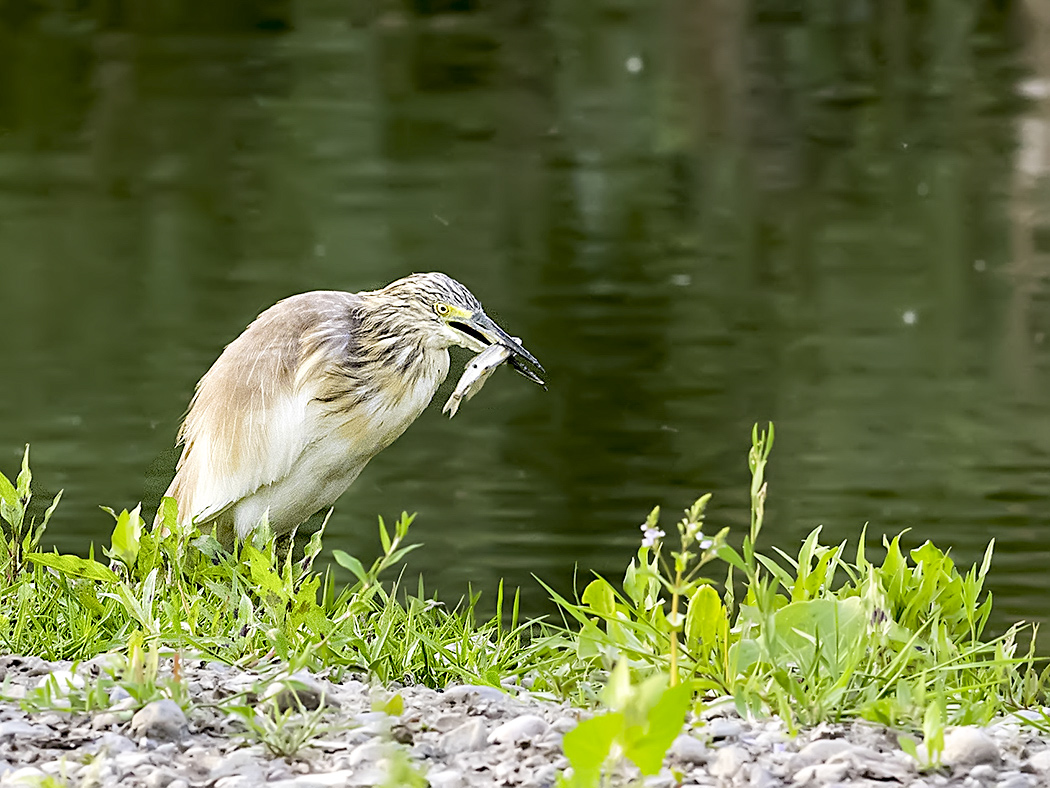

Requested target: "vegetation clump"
[{"left": 0, "top": 426, "right": 1046, "bottom": 782}]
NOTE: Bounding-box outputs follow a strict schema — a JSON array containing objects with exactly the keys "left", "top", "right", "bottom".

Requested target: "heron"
[{"left": 160, "top": 272, "right": 543, "bottom": 546}]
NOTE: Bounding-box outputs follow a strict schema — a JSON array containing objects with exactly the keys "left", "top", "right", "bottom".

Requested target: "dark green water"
[{"left": 2, "top": 1, "right": 1049, "bottom": 633}]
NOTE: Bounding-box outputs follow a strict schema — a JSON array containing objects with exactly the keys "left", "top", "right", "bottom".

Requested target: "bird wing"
[{"left": 165, "top": 291, "right": 360, "bottom": 527}]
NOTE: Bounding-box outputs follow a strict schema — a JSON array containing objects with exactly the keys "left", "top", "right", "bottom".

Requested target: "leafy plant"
[
  {"left": 0, "top": 445, "right": 62, "bottom": 581},
  {"left": 558, "top": 661, "right": 692, "bottom": 788},
  {"left": 548, "top": 424, "right": 1047, "bottom": 730}
]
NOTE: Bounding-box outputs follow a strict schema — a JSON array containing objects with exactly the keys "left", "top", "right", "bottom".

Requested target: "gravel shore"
[{"left": 1, "top": 655, "right": 1049, "bottom": 788}]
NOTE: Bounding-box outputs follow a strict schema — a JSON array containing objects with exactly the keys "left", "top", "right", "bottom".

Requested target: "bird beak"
[{"left": 451, "top": 312, "right": 546, "bottom": 386}]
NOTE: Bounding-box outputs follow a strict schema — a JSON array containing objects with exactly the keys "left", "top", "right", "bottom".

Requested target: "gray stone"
[
  {"left": 0, "top": 721, "right": 47, "bottom": 741},
  {"left": 443, "top": 684, "right": 506, "bottom": 703},
  {"left": 143, "top": 770, "right": 178, "bottom": 788},
  {"left": 551, "top": 716, "right": 578, "bottom": 734},
  {"left": 747, "top": 765, "right": 781, "bottom": 788},
  {"left": 669, "top": 734, "right": 709, "bottom": 764},
  {"left": 93, "top": 731, "right": 136, "bottom": 755},
  {"left": 705, "top": 718, "right": 743, "bottom": 740},
  {"left": 265, "top": 671, "right": 332, "bottom": 712},
  {"left": 429, "top": 713, "right": 468, "bottom": 733},
  {"left": 792, "top": 761, "right": 850, "bottom": 785},
  {"left": 210, "top": 750, "right": 268, "bottom": 781},
  {"left": 487, "top": 714, "right": 549, "bottom": 744},
  {"left": 709, "top": 745, "right": 750, "bottom": 779},
  {"left": 427, "top": 769, "right": 465, "bottom": 788},
  {"left": 1028, "top": 749, "right": 1050, "bottom": 773},
  {"left": 129, "top": 699, "right": 188, "bottom": 742},
  {"left": 441, "top": 718, "right": 488, "bottom": 754},
  {"left": 970, "top": 764, "right": 997, "bottom": 780},
  {"left": 2, "top": 767, "right": 46, "bottom": 785},
  {"left": 995, "top": 773, "right": 1033, "bottom": 788},
  {"left": 942, "top": 727, "right": 1001, "bottom": 768},
  {"left": 348, "top": 741, "right": 387, "bottom": 767},
  {"left": 791, "top": 738, "right": 855, "bottom": 769}
]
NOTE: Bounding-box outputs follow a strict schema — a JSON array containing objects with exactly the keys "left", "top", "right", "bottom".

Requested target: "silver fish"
[{"left": 442, "top": 343, "right": 515, "bottom": 418}]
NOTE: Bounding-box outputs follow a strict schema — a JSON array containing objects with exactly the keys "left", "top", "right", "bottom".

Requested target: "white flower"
[
  {"left": 698, "top": 537, "right": 714, "bottom": 550},
  {"left": 640, "top": 526, "right": 665, "bottom": 548}
]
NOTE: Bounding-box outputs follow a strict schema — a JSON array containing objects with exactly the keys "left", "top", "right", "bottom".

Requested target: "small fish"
[{"left": 443, "top": 343, "right": 514, "bottom": 418}]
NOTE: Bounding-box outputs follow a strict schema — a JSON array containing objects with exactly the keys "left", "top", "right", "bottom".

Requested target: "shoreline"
[{"left": 1, "top": 656, "right": 1049, "bottom": 788}]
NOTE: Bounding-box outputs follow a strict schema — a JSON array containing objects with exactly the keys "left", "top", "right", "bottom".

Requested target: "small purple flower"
[{"left": 640, "top": 524, "right": 665, "bottom": 548}]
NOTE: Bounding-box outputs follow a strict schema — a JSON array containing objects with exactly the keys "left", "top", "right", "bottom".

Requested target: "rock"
[
  {"left": 0, "top": 656, "right": 50, "bottom": 678},
  {"left": 1029, "top": 749, "right": 1050, "bottom": 774},
  {"left": 427, "top": 769, "right": 465, "bottom": 788},
  {"left": 487, "top": 714, "right": 549, "bottom": 744},
  {"left": 709, "top": 745, "right": 750, "bottom": 779},
  {"left": 429, "top": 713, "right": 468, "bottom": 733},
  {"left": 551, "top": 716, "right": 578, "bottom": 734},
  {"left": 265, "top": 671, "right": 332, "bottom": 712},
  {"left": 790, "top": 738, "right": 856, "bottom": 769},
  {"left": 348, "top": 741, "right": 387, "bottom": 767},
  {"left": 144, "top": 770, "right": 178, "bottom": 788},
  {"left": 130, "top": 700, "right": 188, "bottom": 742},
  {"left": 2, "top": 767, "right": 46, "bottom": 785},
  {"left": 0, "top": 721, "right": 47, "bottom": 741},
  {"left": 443, "top": 684, "right": 506, "bottom": 703},
  {"left": 669, "top": 734, "right": 709, "bottom": 764},
  {"left": 705, "top": 718, "right": 742, "bottom": 740},
  {"left": 747, "top": 765, "right": 781, "bottom": 788},
  {"left": 793, "top": 760, "right": 850, "bottom": 785},
  {"left": 942, "top": 727, "right": 1001, "bottom": 767},
  {"left": 995, "top": 772, "right": 1033, "bottom": 788},
  {"left": 441, "top": 718, "right": 488, "bottom": 754},
  {"left": 210, "top": 750, "right": 267, "bottom": 781}
]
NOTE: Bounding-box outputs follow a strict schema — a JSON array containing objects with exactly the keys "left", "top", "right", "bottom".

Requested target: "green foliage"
[
  {"left": 557, "top": 662, "right": 692, "bottom": 788},
  {"left": 0, "top": 454, "right": 553, "bottom": 690},
  {"left": 549, "top": 424, "right": 1047, "bottom": 731},
  {"left": 0, "top": 445, "right": 62, "bottom": 582}
]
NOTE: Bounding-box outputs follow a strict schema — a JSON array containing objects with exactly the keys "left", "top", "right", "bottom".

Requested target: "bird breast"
[
  {"left": 327, "top": 345, "right": 451, "bottom": 459},
  {"left": 228, "top": 344, "right": 451, "bottom": 539}
]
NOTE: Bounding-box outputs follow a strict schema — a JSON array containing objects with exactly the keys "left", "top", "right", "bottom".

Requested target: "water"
[{"left": 1, "top": 1, "right": 1048, "bottom": 634}]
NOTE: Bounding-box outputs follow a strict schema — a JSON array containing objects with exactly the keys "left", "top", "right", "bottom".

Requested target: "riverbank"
[{"left": 2, "top": 655, "right": 1049, "bottom": 788}]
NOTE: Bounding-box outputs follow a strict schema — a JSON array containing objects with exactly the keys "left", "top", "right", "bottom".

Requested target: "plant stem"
[{"left": 670, "top": 567, "right": 682, "bottom": 687}]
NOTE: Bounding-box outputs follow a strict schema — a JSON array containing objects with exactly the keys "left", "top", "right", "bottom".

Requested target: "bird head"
[{"left": 380, "top": 273, "right": 545, "bottom": 385}]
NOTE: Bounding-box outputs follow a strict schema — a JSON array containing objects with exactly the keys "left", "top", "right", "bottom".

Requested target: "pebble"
[
  {"left": 487, "top": 714, "right": 549, "bottom": 744},
  {"left": 1029, "top": 749, "right": 1050, "bottom": 772},
  {"left": 129, "top": 700, "right": 188, "bottom": 742},
  {"left": 942, "top": 726, "right": 1001, "bottom": 767},
  {"left": 669, "top": 734, "right": 709, "bottom": 764},
  {"left": 264, "top": 671, "right": 331, "bottom": 712},
  {"left": 441, "top": 718, "right": 488, "bottom": 753},
  {"left": 709, "top": 744, "right": 750, "bottom": 779}
]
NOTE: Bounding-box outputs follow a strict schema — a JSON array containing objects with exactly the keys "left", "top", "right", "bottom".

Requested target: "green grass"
[{"left": 1, "top": 426, "right": 1047, "bottom": 785}]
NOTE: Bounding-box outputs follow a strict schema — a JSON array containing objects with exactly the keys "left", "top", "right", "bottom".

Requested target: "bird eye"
[{"left": 435, "top": 303, "right": 450, "bottom": 316}]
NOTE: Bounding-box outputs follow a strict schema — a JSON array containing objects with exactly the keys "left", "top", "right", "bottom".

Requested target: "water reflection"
[{"left": 0, "top": 1, "right": 1048, "bottom": 635}]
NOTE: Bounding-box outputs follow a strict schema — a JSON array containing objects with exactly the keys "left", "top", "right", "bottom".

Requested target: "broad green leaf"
[
  {"left": 582, "top": 578, "right": 617, "bottom": 617},
  {"left": 0, "top": 470, "right": 15, "bottom": 509},
  {"left": 602, "top": 659, "right": 633, "bottom": 711},
  {"left": 382, "top": 693, "right": 405, "bottom": 716},
  {"left": 110, "top": 505, "right": 143, "bottom": 568},
  {"left": 28, "top": 552, "right": 119, "bottom": 583},
  {"left": 772, "top": 597, "right": 865, "bottom": 674},
  {"left": 624, "top": 682, "right": 693, "bottom": 775},
  {"left": 685, "top": 584, "right": 726, "bottom": 653},
  {"left": 561, "top": 712, "right": 623, "bottom": 784}
]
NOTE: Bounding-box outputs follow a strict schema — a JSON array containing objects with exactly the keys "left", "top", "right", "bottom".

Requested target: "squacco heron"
[{"left": 161, "top": 272, "right": 542, "bottom": 545}]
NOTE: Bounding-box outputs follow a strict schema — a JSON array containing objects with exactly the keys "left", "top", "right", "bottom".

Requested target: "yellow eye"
[{"left": 435, "top": 303, "right": 450, "bottom": 316}]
